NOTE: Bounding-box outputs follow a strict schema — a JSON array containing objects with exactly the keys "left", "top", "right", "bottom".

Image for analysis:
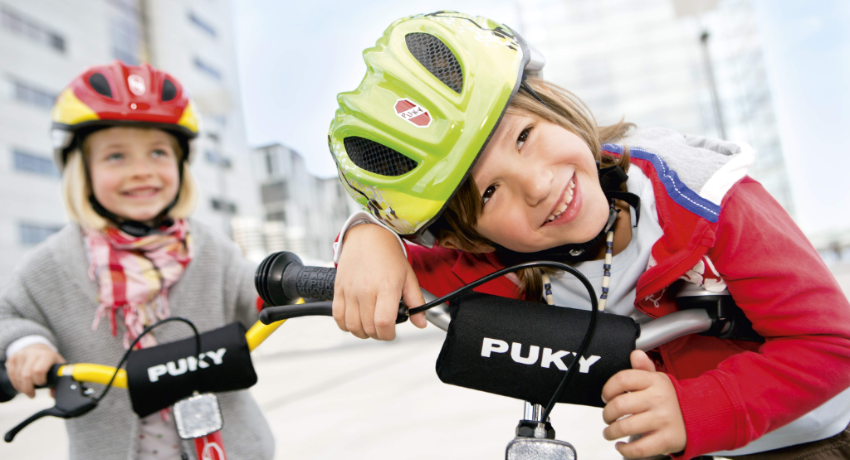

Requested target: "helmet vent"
[
  {"left": 344, "top": 137, "right": 417, "bottom": 177},
  {"left": 161, "top": 79, "right": 177, "bottom": 102},
  {"left": 405, "top": 33, "right": 463, "bottom": 93},
  {"left": 88, "top": 73, "right": 113, "bottom": 98}
]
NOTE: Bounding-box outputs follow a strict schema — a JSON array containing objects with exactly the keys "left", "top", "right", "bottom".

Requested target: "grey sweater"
[{"left": 0, "top": 221, "right": 275, "bottom": 460}]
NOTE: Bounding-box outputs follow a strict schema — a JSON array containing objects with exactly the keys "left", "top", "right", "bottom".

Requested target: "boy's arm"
[{"left": 672, "top": 177, "right": 850, "bottom": 458}]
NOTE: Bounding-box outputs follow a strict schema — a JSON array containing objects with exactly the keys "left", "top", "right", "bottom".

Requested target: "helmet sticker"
[
  {"left": 128, "top": 74, "right": 146, "bottom": 96},
  {"left": 394, "top": 99, "right": 431, "bottom": 128}
]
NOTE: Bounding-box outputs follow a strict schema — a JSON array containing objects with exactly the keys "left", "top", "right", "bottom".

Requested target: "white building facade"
[
  {"left": 247, "top": 143, "right": 357, "bottom": 263},
  {"left": 0, "top": 0, "right": 261, "bottom": 288}
]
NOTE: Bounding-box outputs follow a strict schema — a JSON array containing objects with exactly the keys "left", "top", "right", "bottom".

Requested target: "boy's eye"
[
  {"left": 106, "top": 152, "right": 124, "bottom": 161},
  {"left": 517, "top": 126, "right": 532, "bottom": 150},
  {"left": 482, "top": 184, "right": 498, "bottom": 206},
  {"left": 152, "top": 149, "right": 168, "bottom": 158}
]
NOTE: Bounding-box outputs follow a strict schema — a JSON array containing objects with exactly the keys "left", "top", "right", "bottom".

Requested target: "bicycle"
[
  {"left": 1, "top": 302, "right": 290, "bottom": 460},
  {"left": 254, "top": 251, "right": 763, "bottom": 460}
]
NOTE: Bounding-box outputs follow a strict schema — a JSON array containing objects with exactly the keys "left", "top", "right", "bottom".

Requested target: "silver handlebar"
[{"left": 421, "top": 289, "right": 714, "bottom": 349}]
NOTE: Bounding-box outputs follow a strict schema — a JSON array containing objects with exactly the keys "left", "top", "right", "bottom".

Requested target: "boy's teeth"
[{"left": 546, "top": 177, "right": 576, "bottom": 222}]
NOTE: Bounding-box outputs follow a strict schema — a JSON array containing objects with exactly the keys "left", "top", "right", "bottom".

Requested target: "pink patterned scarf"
[{"left": 86, "top": 219, "right": 193, "bottom": 350}]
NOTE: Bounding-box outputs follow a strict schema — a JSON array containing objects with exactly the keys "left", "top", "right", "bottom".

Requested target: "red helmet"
[{"left": 51, "top": 60, "right": 200, "bottom": 170}]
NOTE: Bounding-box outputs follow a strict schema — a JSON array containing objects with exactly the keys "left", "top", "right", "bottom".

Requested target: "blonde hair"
[
  {"left": 62, "top": 134, "right": 197, "bottom": 230},
  {"left": 431, "top": 77, "right": 634, "bottom": 300}
]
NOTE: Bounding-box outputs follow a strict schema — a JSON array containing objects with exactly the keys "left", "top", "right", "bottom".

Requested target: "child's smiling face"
[
  {"left": 470, "top": 110, "right": 610, "bottom": 253},
  {"left": 86, "top": 127, "right": 180, "bottom": 225}
]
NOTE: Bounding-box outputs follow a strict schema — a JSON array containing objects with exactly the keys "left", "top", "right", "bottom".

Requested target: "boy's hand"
[
  {"left": 333, "top": 223, "right": 426, "bottom": 341},
  {"left": 5, "top": 343, "right": 65, "bottom": 398},
  {"left": 601, "top": 350, "right": 686, "bottom": 459}
]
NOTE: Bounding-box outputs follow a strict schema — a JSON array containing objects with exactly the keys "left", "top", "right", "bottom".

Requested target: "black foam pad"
[
  {"left": 436, "top": 292, "right": 638, "bottom": 408},
  {"left": 126, "top": 322, "right": 257, "bottom": 417}
]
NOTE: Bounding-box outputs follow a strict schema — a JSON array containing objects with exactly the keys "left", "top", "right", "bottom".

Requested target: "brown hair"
[{"left": 431, "top": 77, "right": 633, "bottom": 300}]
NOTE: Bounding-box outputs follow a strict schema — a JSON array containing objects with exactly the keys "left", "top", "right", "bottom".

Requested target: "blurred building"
[
  {"left": 245, "top": 143, "right": 357, "bottom": 263},
  {"left": 515, "top": 0, "right": 794, "bottom": 216},
  {"left": 0, "top": 0, "right": 261, "bottom": 287}
]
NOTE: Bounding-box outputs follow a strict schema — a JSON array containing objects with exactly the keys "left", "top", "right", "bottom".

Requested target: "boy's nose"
[{"left": 514, "top": 164, "right": 552, "bottom": 207}]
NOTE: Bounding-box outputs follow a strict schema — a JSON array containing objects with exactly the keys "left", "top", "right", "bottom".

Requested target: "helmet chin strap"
[
  {"left": 494, "top": 164, "right": 640, "bottom": 265},
  {"left": 88, "top": 195, "right": 176, "bottom": 237}
]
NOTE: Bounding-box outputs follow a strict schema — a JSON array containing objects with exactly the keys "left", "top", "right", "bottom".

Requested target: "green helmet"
[{"left": 329, "top": 11, "right": 544, "bottom": 246}]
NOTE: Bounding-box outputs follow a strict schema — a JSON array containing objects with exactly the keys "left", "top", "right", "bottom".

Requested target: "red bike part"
[{"left": 194, "top": 431, "right": 227, "bottom": 460}]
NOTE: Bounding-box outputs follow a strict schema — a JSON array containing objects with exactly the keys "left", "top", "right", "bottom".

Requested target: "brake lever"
[{"left": 4, "top": 375, "right": 98, "bottom": 442}]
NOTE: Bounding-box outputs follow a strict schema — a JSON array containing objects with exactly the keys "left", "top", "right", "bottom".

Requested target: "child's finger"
[
  {"left": 374, "top": 289, "right": 400, "bottom": 341},
  {"left": 332, "top": 287, "right": 348, "bottom": 332},
  {"left": 602, "top": 391, "right": 652, "bottom": 425},
  {"left": 343, "top": 290, "right": 368, "bottom": 339},
  {"left": 31, "top": 354, "right": 55, "bottom": 387},
  {"left": 601, "top": 369, "right": 654, "bottom": 404},
  {"left": 630, "top": 350, "right": 656, "bottom": 372},
  {"left": 17, "top": 354, "right": 37, "bottom": 398},
  {"left": 603, "top": 411, "right": 657, "bottom": 442},
  {"left": 402, "top": 268, "right": 427, "bottom": 329},
  {"left": 615, "top": 430, "right": 672, "bottom": 459},
  {"left": 359, "top": 290, "right": 379, "bottom": 339}
]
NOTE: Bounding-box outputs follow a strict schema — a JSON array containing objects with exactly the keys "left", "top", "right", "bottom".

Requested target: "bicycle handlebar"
[{"left": 255, "top": 251, "right": 411, "bottom": 324}]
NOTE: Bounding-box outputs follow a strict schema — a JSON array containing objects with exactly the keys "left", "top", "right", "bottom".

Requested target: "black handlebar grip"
[
  {"left": 287, "top": 266, "right": 336, "bottom": 301},
  {"left": 0, "top": 361, "right": 16, "bottom": 403}
]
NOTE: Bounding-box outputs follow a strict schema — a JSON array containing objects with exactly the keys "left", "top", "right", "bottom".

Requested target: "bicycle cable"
[
  {"left": 405, "top": 260, "right": 599, "bottom": 423},
  {"left": 94, "top": 317, "right": 201, "bottom": 403}
]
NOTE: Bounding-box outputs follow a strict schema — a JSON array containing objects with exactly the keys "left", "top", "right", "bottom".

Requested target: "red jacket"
[{"left": 403, "top": 145, "right": 850, "bottom": 458}]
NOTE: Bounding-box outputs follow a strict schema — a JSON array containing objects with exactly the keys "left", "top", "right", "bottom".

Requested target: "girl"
[
  {"left": 328, "top": 12, "right": 850, "bottom": 460},
  {"left": 0, "top": 61, "right": 274, "bottom": 459}
]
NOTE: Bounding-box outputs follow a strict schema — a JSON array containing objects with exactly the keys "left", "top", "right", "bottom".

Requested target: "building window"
[
  {"left": 265, "top": 152, "right": 275, "bottom": 175},
  {"left": 261, "top": 181, "right": 288, "bottom": 204},
  {"left": 107, "top": 0, "right": 144, "bottom": 65},
  {"left": 13, "top": 149, "right": 60, "bottom": 177},
  {"left": 1, "top": 7, "right": 65, "bottom": 52},
  {"left": 266, "top": 210, "right": 286, "bottom": 223},
  {"left": 19, "top": 222, "right": 62, "bottom": 245},
  {"left": 11, "top": 79, "right": 56, "bottom": 109},
  {"left": 205, "top": 150, "right": 231, "bottom": 168},
  {"left": 211, "top": 198, "right": 237, "bottom": 214},
  {"left": 188, "top": 12, "right": 216, "bottom": 37},
  {"left": 194, "top": 57, "right": 221, "bottom": 80}
]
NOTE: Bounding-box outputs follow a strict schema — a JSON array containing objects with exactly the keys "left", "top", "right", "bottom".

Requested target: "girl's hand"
[
  {"left": 5, "top": 343, "right": 66, "bottom": 398},
  {"left": 333, "top": 223, "right": 426, "bottom": 341},
  {"left": 601, "top": 350, "right": 686, "bottom": 459}
]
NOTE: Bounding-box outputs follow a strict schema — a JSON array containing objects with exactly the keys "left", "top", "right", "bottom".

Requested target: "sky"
[{"left": 233, "top": 0, "right": 850, "bottom": 235}]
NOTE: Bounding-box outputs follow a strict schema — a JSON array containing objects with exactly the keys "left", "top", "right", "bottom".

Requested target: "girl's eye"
[
  {"left": 517, "top": 126, "right": 532, "bottom": 150},
  {"left": 106, "top": 152, "right": 124, "bottom": 162},
  {"left": 152, "top": 149, "right": 168, "bottom": 158},
  {"left": 482, "top": 184, "right": 498, "bottom": 206}
]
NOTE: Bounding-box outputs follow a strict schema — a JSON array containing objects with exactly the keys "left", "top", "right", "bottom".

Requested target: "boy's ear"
[{"left": 437, "top": 234, "right": 495, "bottom": 254}]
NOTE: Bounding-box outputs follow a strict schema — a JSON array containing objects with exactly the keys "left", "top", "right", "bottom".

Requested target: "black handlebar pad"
[
  {"left": 437, "top": 292, "right": 639, "bottom": 408},
  {"left": 125, "top": 322, "right": 257, "bottom": 418}
]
